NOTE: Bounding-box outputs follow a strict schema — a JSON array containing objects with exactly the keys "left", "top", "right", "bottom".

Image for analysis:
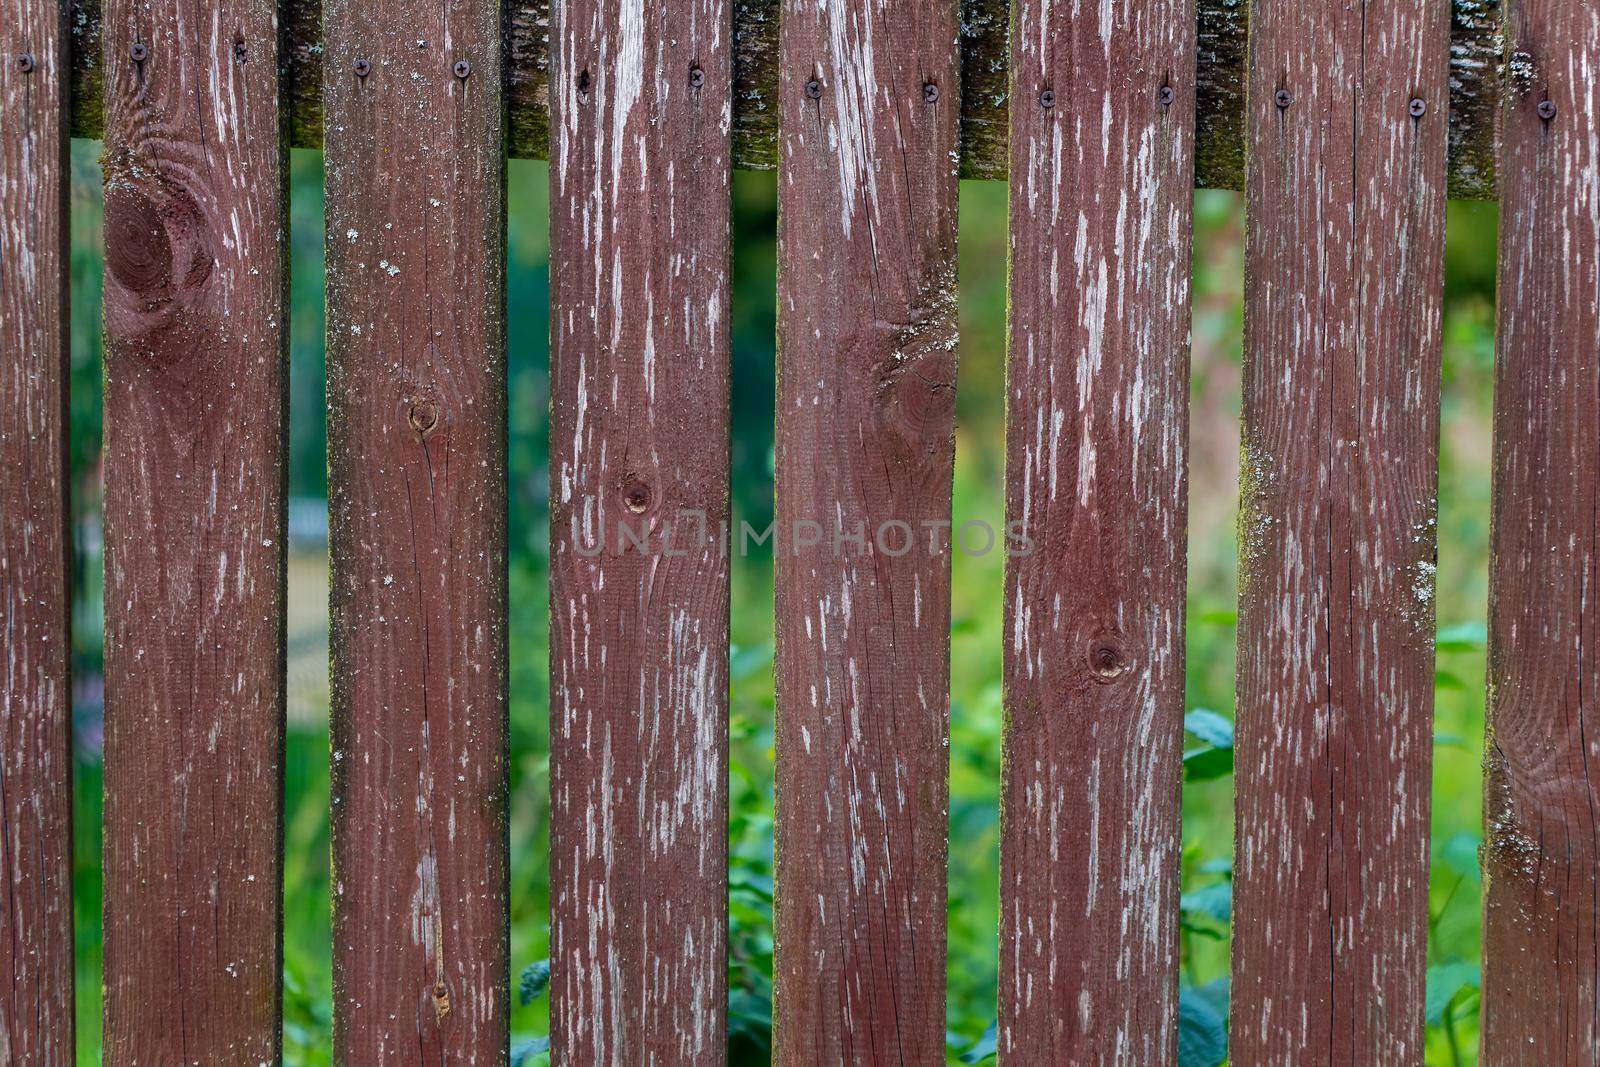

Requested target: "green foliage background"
[{"left": 63, "top": 143, "right": 1498, "bottom": 1064}]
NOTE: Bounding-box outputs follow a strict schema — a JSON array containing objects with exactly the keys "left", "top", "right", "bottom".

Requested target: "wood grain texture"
[
  {"left": 546, "top": 0, "right": 732, "bottom": 1062},
  {"left": 0, "top": 0, "right": 75, "bottom": 1060},
  {"left": 1231, "top": 0, "right": 1448, "bottom": 1063},
  {"left": 61, "top": 0, "right": 1504, "bottom": 194},
  {"left": 999, "top": 0, "right": 1195, "bottom": 1059},
  {"left": 99, "top": 0, "right": 287, "bottom": 1058},
  {"left": 323, "top": 0, "right": 508, "bottom": 1060},
  {"left": 771, "top": 0, "right": 959, "bottom": 1060},
  {"left": 1482, "top": 2, "right": 1600, "bottom": 1059}
]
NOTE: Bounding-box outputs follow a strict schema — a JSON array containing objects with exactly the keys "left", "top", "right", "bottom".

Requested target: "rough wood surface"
[
  {"left": 1482, "top": 0, "right": 1600, "bottom": 1058},
  {"left": 546, "top": 0, "right": 732, "bottom": 1060},
  {"left": 0, "top": 0, "right": 75, "bottom": 1060},
  {"left": 1231, "top": 0, "right": 1448, "bottom": 1063},
  {"left": 62, "top": 0, "right": 1503, "bottom": 195},
  {"left": 999, "top": 0, "right": 1195, "bottom": 1059},
  {"left": 99, "top": 0, "right": 288, "bottom": 1057},
  {"left": 771, "top": 0, "right": 959, "bottom": 1060},
  {"left": 323, "top": 0, "right": 509, "bottom": 1059}
]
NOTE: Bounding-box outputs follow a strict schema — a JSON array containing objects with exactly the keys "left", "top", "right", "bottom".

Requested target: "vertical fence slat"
[
  {"left": 0, "top": 0, "right": 74, "bottom": 1059},
  {"left": 100, "top": 0, "right": 287, "bottom": 1058},
  {"left": 547, "top": 0, "right": 732, "bottom": 1061},
  {"left": 772, "top": 0, "right": 960, "bottom": 1060},
  {"left": 999, "top": 1, "right": 1195, "bottom": 1060},
  {"left": 323, "top": 1, "right": 508, "bottom": 1059},
  {"left": 1483, "top": 3, "right": 1600, "bottom": 1057},
  {"left": 1232, "top": 1, "right": 1447, "bottom": 1062}
]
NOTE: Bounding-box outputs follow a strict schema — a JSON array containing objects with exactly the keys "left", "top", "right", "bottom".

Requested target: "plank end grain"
[
  {"left": 99, "top": 0, "right": 289, "bottom": 1059},
  {"left": 0, "top": 0, "right": 76, "bottom": 1059},
  {"left": 1230, "top": 0, "right": 1448, "bottom": 1063},
  {"left": 998, "top": 0, "right": 1196, "bottom": 1060},
  {"left": 323, "top": 0, "right": 510, "bottom": 1060},
  {"left": 547, "top": 0, "right": 733, "bottom": 1059},
  {"left": 1482, "top": 0, "right": 1600, "bottom": 1058},
  {"left": 771, "top": 0, "right": 961, "bottom": 1061}
]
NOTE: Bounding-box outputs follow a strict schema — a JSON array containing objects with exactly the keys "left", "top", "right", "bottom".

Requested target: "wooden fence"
[{"left": 0, "top": 0, "right": 1595, "bottom": 1062}]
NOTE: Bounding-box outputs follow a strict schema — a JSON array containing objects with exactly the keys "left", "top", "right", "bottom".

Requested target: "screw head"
[
  {"left": 1039, "top": 88, "right": 1056, "bottom": 108},
  {"left": 689, "top": 65, "right": 705, "bottom": 89},
  {"left": 1158, "top": 84, "right": 1175, "bottom": 106},
  {"left": 233, "top": 40, "right": 248, "bottom": 62},
  {"left": 577, "top": 69, "right": 592, "bottom": 99},
  {"left": 453, "top": 58, "right": 471, "bottom": 79},
  {"left": 1538, "top": 98, "right": 1557, "bottom": 120},
  {"left": 16, "top": 52, "right": 35, "bottom": 73},
  {"left": 1408, "top": 97, "right": 1427, "bottom": 118},
  {"left": 353, "top": 57, "right": 371, "bottom": 77},
  {"left": 805, "top": 78, "right": 822, "bottom": 100},
  {"left": 923, "top": 82, "right": 939, "bottom": 104},
  {"left": 1274, "top": 88, "right": 1292, "bottom": 109},
  {"left": 130, "top": 42, "right": 148, "bottom": 62}
]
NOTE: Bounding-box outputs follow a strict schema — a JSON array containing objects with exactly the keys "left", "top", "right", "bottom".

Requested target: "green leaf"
[
  {"left": 1426, "top": 962, "right": 1480, "bottom": 1027},
  {"left": 1435, "top": 621, "right": 1487, "bottom": 652},
  {"left": 1184, "top": 709, "right": 1234, "bottom": 749},
  {"left": 1177, "top": 984, "right": 1228, "bottom": 1067},
  {"left": 1184, "top": 745, "right": 1234, "bottom": 781},
  {"left": 1433, "top": 670, "right": 1468, "bottom": 691},
  {"left": 1180, "top": 882, "right": 1232, "bottom": 926},
  {"left": 731, "top": 643, "right": 774, "bottom": 682},
  {"left": 1196, "top": 608, "right": 1238, "bottom": 627},
  {"left": 959, "top": 1020, "right": 999, "bottom": 1064},
  {"left": 518, "top": 959, "right": 551, "bottom": 1006},
  {"left": 1438, "top": 831, "right": 1483, "bottom": 884},
  {"left": 510, "top": 1035, "right": 550, "bottom": 1066}
]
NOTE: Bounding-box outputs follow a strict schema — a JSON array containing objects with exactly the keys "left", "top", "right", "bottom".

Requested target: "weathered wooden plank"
[
  {"left": 99, "top": 0, "right": 288, "bottom": 1058},
  {"left": 771, "top": 0, "right": 959, "bottom": 1060},
  {"left": 1231, "top": 0, "right": 1448, "bottom": 1062},
  {"left": 999, "top": 0, "right": 1195, "bottom": 1059},
  {"left": 0, "top": 1, "right": 75, "bottom": 1061},
  {"left": 62, "top": 0, "right": 1504, "bottom": 195},
  {"left": 547, "top": 0, "right": 732, "bottom": 1062},
  {"left": 1482, "top": 2, "right": 1600, "bottom": 1058},
  {"left": 323, "top": 0, "right": 508, "bottom": 1060}
]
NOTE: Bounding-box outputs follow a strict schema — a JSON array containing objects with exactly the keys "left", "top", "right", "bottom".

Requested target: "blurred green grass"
[{"left": 64, "top": 145, "right": 1497, "bottom": 1064}]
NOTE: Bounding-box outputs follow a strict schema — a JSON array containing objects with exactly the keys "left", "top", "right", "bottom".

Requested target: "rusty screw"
[
  {"left": 130, "top": 41, "right": 148, "bottom": 63},
  {"left": 1538, "top": 98, "right": 1557, "bottom": 120},
  {"left": 354, "top": 57, "right": 371, "bottom": 77},
  {"left": 16, "top": 52, "right": 35, "bottom": 73},
  {"left": 805, "top": 78, "right": 822, "bottom": 100},
  {"left": 1408, "top": 97, "right": 1427, "bottom": 118},
  {"left": 1040, "top": 88, "right": 1056, "bottom": 108},
  {"left": 454, "top": 58, "right": 471, "bottom": 79},
  {"left": 1274, "top": 88, "right": 1292, "bottom": 109},
  {"left": 689, "top": 65, "right": 705, "bottom": 89},
  {"left": 1159, "top": 84, "right": 1175, "bottom": 107},
  {"left": 923, "top": 82, "right": 939, "bottom": 104}
]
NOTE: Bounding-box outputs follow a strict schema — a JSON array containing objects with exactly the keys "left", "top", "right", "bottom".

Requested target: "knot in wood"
[
  {"left": 1087, "top": 634, "right": 1130, "bottom": 683},
  {"left": 621, "top": 478, "right": 653, "bottom": 515},
  {"left": 407, "top": 398, "right": 439, "bottom": 435}
]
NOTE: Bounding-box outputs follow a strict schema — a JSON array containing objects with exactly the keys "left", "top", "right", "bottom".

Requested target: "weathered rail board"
[
  {"left": 546, "top": 0, "right": 733, "bottom": 1059},
  {"left": 1482, "top": 0, "right": 1600, "bottom": 1059},
  {"left": 1231, "top": 0, "right": 1448, "bottom": 1062},
  {"left": 0, "top": 0, "right": 75, "bottom": 1060},
  {"left": 771, "top": 0, "right": 960, "bottom": 1059},
  {"left": 99, "top": 0, "right": 289, "bottom": 1058},
  {"left": 62, "top": 0, "right": 1502, "bottom": 195},
  {"left": 323, "top": 0, "right": 510, "bottom": 1058},
  {"left": 999, "top": 0, "right": 1196, "bottom": 1059}
]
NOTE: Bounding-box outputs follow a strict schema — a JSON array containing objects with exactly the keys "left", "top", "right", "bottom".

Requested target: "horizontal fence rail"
[{"left": 57, "top": 0, "right": 1503, "bottom": 195}]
